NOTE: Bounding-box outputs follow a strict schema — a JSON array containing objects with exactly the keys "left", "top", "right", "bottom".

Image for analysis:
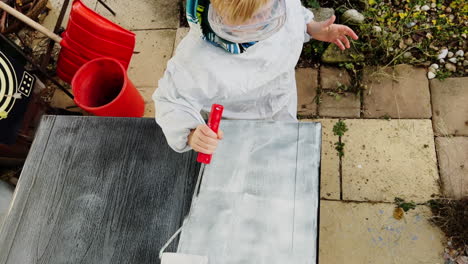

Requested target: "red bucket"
[{"left": 71, "top": 58, "right": 144, "bottom": 117}]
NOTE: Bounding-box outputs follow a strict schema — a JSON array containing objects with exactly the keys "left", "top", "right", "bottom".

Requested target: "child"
[{"left": 153, "top": 0, "right": 358, "bottom": 154}]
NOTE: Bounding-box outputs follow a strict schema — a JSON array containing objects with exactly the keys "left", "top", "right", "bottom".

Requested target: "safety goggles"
[{"left": 207, "top": 0, "right": 287, "bottom": 43}]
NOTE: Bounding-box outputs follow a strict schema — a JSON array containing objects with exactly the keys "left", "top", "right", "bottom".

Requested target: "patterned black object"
[
  {"left": 0, "top": 43, "right": 36, "bottom": 144},
  {"left": 0, "top": 116, "right": 199, "bottom": 264}
]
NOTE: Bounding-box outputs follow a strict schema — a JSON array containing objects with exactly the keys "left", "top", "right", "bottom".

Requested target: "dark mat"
[{"left": 0, "top": 115, "right": 199, "bottom": 264}]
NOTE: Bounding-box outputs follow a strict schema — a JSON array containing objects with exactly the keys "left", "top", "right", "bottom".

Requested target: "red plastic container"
[
  {"left": 71, "top": 58, "right": 144, "bottom": 117},
  {"left": 56, "top": 0, "right": 136, "bottom": 84}
]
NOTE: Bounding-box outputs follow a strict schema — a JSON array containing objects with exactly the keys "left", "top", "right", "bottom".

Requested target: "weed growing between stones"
[
  {"left": 333, "top": 120, "right": 348, "bottom": 157},
  {"left": 395, "top": 197, "right": 417, "bottom": 211}
]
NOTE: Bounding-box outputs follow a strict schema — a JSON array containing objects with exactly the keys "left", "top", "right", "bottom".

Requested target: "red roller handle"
[{"left": 197, "top": 104, "right": 224, "bottom": 164}]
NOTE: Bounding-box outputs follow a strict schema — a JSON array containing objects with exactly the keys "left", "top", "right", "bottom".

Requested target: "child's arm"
[
  {"left": 153, "top": 68, "right": 205, "bottom": 153},
  {"left": 153, "top": 65, "right": 223, "bottom": 154},
  {"left": 302, "top": 6, "right": 315, "bottom": 42}
]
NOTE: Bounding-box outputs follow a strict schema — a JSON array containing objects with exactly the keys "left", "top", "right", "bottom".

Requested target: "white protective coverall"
[{"left": 152, "top": 0, "right": 314, "bottom": 152}]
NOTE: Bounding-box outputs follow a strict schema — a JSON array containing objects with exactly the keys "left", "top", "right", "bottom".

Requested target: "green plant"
[
  {"left": 333, "top": 120, "right": 348, "bottom": 157},
  {"left": 395, "top": 197, "right": 417, "bottom": 212},
  {"left": 306, "top": 0, "right": 320, "bottom": 8},
  {"left": 436, "top": 70, "right": 452, "bottom": 81},
  {"left": 350, "top": 0, "right": 467, "bottom": 76},
  {"left": 335, "top": 141, "right": 345, "bottom": 158},
  {"left": 383, "top": 114, "right": 391, "bottom": 120},
  {"left": 333, "top": 120, "right": 348, "bottom": 137}
]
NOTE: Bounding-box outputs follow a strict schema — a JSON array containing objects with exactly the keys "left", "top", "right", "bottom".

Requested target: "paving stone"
[
  {"left": 431, "top": 77, "right": 468, "bottom": 136},
  {"left": 363, "top": 64, "right": 432, "bottom": 118},
  {"left": 128, "top": 30, "right": 176, "bottom": 87},
  {"left": 435, "top": 137, "right": 468, "bottom": 199},
  {"left": 319, "top": 200, "right": 445, "bottom": 264},
  {"left": 320, "top": 66, "right": 351, "bottom": 90},
  {"left": 342, "top": 119, "right": 439, "bottom": 202},
  {"left": 173, "top": 27, "right": 190, "bottom": 56},
  {"left": 95, "top": 0, "right": 179, "bottom": 30},
  {"left": 41, "top": 0, "right": 97, "bottom": 30},
  {"left": 137, "top": 87, "right": 157, "bottom": 118},
  {"left": 318, "top": 92, "right": 360, "bottom": 118},
  {"left": 302, "top": 119, "right": 340, "bottom": 199},
  {"left": 296, "top": 68, "right": 318, "bottom": 118}
]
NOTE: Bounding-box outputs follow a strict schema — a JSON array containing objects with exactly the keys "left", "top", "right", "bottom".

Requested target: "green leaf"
[{"left": 307, "top": 0, "right": 320, "bottom": 8}]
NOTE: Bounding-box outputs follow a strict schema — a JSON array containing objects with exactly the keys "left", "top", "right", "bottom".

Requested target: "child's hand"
[
  {"left": 188, "top": 124, "right": 224, "bottom": 154},
  {"left": 306, "top": 15, "right": 359, "bottom": 50}
]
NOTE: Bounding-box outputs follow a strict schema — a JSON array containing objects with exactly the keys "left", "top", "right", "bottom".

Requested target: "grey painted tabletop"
[
  {"left": 178, "top": 121, "right": 322, "bottom": 264},
  {"left": 0, "top": 116, "right": 199, "bottom": 264}
]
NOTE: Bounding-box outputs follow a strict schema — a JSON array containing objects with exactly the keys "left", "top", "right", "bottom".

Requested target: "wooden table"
[{"left": 0, "top": 116, "right": 199, "bottom": 264}]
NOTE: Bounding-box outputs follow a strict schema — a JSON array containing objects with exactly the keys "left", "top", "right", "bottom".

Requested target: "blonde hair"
[{"left": 210, "top": 0, "right": 270, "bottom": 25}]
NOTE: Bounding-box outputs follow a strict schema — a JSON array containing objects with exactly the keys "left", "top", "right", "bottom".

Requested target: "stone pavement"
[{"left": 45, "top": 0, "right": 468, "bottom": 262}]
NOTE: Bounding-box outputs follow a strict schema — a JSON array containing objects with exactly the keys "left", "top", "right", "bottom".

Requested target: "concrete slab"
[
  {"left": 435, "top": 137, "right": 468, "bottom": 199},
  {"left": 318, "top": 92, "right": 360, "bottom": 118},
  {"left": 296, "top": 68, "right": 318, "bottom": 118},
  {"left": 320, "top": 66, "right": 351, "bottom": 90},
  {"left": 128, "top": 30, "right": 176, "bottom": 87},
  {"left": 363, "top": 65, "right": 432, "bottom": 118},
  {"left": 319, "top": 200, "right": 445, "bottom": 264},
  {"left": 342, "top": 119, "right": 440, "bottom": 202},
  {"left": 41, "top": 0, "right": 97, "bottom": 31},
  {"left": 303, "top": 119, "right": 340, "bottom": 199},
  {"left": 137, "top": 87, "right": 157, "bottom": 118},
  {"left": 430, "top": 77, "right": 468, "bottom": 136},
  {"left": 173, "top": 27, "right": 190, "bottom": 56},
  {"left": 95, "top": 0, "right": 179, "bottom": 30}
]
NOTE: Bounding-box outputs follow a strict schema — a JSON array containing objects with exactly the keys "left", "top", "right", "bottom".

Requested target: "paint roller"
[{"left": 159, "top": 104, "right": 224, "bottom": 264}]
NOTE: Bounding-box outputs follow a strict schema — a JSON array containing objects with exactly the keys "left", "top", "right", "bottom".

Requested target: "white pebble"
[
  {"left": 414, "top": 5, "right": 420, "bottom": 10},
  {"left": 430, "top": 63, "right": 439, "bottom": 69},
  {"left": 449, "top": 58, "right": 457, "bottom": 63},
  {"left": 462, "top": 33, "right": 467, "bottom": 39},
  {"left": 455, "top": 50, "right": 464, "bottom": 57},
  {"left": 431, "top": 3, "right": 436, "bottom": 8},
  {"left": 464, "top": 60, "right": 468, "bottom": 67},
  {"left": 373, "top": 26, "right": 382, "bottom": 32},
  {"left": 406, "top": 22, "right": 416, "bottom": 28},
  {"left": 428, "top": 67, "right": 437, "bottom": 73},
  {"left": 427, "top": 71, "right": 436, "bottom": 79},
  {"left": 448, "top": 51, "right": 454, "bottom": 58},
  {"left": 437, "top": 48, "right": 448, "bottom": 59},
  {"left": 421, "top": 5, "right": 430, "bottom": 11}
]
